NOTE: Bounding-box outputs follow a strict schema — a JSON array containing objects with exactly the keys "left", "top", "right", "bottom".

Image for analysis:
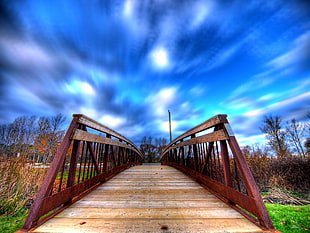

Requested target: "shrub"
[
  {"left": 247, "top": 155, "right": 310, "bottom": 198},
  {"left": 269, "top": 157, "right": 310, "bottom": 195},
  {"left": 246, "top": 155, "right": 271, "bottom": 190},
  {"left": 0, "top": 156, "right": 46, "bottom": 216}
]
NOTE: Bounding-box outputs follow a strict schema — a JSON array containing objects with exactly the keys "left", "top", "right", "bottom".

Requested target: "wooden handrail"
[
  {"left": 160, "top": 114, "right": 275, "bottom": 231},
  {"left": 22, "top": 114, "right": 143, "bottom": 231}
]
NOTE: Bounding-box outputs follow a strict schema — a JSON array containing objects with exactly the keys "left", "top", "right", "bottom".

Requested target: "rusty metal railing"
[
  {"left": 22, "top": 114, "right": 143, "bottom": 231},
  {"left": 160, "top": 114, "right": 275, "bottom": 230}
]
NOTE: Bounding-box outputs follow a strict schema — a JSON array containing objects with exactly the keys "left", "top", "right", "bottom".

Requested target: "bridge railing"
[
  {"left": 160, "top": 114, "right": 274, "bottom": 230},
  {"left": 22, "top": 114, "right": 143, "bottom": 231}
]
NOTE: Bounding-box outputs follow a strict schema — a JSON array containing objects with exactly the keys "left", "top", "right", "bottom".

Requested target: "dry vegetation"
[
  {"left": 0, "top": 156, "right": 47, "bottom": 216},
  {"left": 247, "top": 156, "right": 310, "bottom": 194}
]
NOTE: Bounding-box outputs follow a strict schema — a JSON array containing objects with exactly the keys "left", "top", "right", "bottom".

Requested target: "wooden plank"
[
  {"left": 31, "top": 165, "right": 267, "bottom": 233},
  {"left": 169, "top": 129, "right": 228, "bottom": 150},
  {"left": 56, "top": 207, "right": 244, "bottom": 219},
  {"left": 76, "top": 194, "right": 220, "bottom": 201},
  {"left": 74, "top": 114, "right": 141, "bottom": 154},
  {"left": 71, "top": 129, "right": 141, "bottom": 155},
  {"left": 75, "top": 114, "right": 133, "bottom": 145},
  {"left": 167, "top": 114, "right": 228, "bottom": 146},
  {"left": 72, "top": 200, "right": 228, "bottom": 208},
  {"left": 32, "top": 218, "right": 264, "bottom": 233}
]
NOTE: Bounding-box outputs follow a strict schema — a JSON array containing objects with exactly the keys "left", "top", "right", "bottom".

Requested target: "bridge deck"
[{"left": 31, "top": 165, "right": 267, "bottom": 232}]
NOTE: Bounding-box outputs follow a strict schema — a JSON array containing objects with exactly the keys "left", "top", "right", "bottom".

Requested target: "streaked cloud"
[
  {"left": 268, "top": 31, "right": 310, "bottom": 74},
  {"left": 0, "top": 0, "right": 309, "bottom": 145}
]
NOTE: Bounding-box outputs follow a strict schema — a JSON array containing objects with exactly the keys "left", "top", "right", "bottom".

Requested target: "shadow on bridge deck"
[{"left": 30, "top": 165, "right": 269, "bottom": 233}]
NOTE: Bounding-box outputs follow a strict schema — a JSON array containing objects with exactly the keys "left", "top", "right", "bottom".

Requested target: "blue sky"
[{"left": 0, "top": 0, "right": 309, "bottom": 145}]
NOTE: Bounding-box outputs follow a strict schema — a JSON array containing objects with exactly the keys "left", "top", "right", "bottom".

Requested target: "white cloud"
[
  {"left": 190, "top": 86, "right": 205, "bottom": 97},
  {"left": 100, "top": 115, "right": 126, "bottom": 128},
  {"left": 232, "top": 76, "right": 273, "bottom": 97},
  {"left": 0, "top": 36, "right": 55, "bottom": 70},
  {"left": 161, "top": 120, "right": 177, "bottom": 133},
  {"left": 79, "top": 107, "right": 98, "bottom": 119},
  {"left": 190, "top": 0, "right": 213, "bottom": 29},
  {"left": 244, "top": 91, "right": 310, "bottom": 118},
  {"left": 237, "top": 133, "right": 267, "bottom": 147},
  {"left": 244, "top": 108, "right": 266, "bottom": 118},
  {"left": 207, "top": 42, "right": 242, "bottom": 71},
  {"left": 150, "top": 47, "right": 169, "bottom": 68},
  {"left": 258, "top": 94, "right": 276, "bottom": 101},
  {"left": 268, "top": 91, "right": 310, "bottom": 112},
  {"left": 147, "top": 87, "right": 178, "bottom": 117},
  {"left": 81, "top": 82, "right": 95, "bottom": 95},
  {"left": 267, "top": 31, "right": 310, "bottom": 73},
  {"left": 65, "top": 79, "right": 96, "bottom": 96},
  {"left": 123, "top": 0, "right": 135, "bottom": 17},
  {"left": 225, "top": 97, "right": 254, "bottom": 111}
]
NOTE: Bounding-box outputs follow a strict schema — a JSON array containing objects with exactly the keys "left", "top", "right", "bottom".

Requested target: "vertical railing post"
[
  {"left": 87, "top": 142, "right": 100, "bottom": 174},
  {"left": 66, "top": 139, "right": 80, "bottom": 188},
  {"left": 191, "top": 134, "right": 199, "bottom": 172},
  {"left": 200, "top": 141, "right": 213, "bottom": 174},
  {"left": 101, "top": 134, "right": 111, "bottom": 181},
  {"left": 67, "top": 124, "right": 85, "bottom": 189},
  {"left": 220, "top": 139, "right": 233, "bottom": 188},
  {"left": 228, "top": 136, "right": 274, "bottom": 228},
  {"left": 118, "top": 139, "right": 123, "bottom": 166},
  {"left": 111, "top": 145, "right": 117, "bottom": 168},
  {"left": 23, "top": 115, "right": 80, "bottom": 230}
]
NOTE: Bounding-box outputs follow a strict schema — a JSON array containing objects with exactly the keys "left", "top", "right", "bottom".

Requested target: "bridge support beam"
[{"left": 160, "top": 114, "right": 275, "bottom": 231}]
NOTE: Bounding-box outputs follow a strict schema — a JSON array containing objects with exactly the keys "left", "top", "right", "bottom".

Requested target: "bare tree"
[
  {"left": 0, "top": 114, "right": 66, "bottom": 161},
  {"left": 260, "top": 115, "right": 289, "bottom": 157},
  {"left": 46, "top": 114, "right": 66, "bottom": 162},
  {"left": 34, "top": 116, "right": 50, "bottom": 162},
  {"left": 155, "top": 137, "right": 167, "bottom": 157},
  {"left": 34, "top": 114, "right": 66, "bottom": 163},
  {"left": 140, "top": 136, "right": 156, "bottom": 163},
  {"left": 0, "top": 124, "right": 10, "bottom": 155},
  {"left": 286, "top": 119, "right": 306, "bottom": 158},
  {"left": 140, "top": 136, "right": 167, "bottom": 163},
  {"left": 0, "top": 116, "right": 37, "bottom": 157}
]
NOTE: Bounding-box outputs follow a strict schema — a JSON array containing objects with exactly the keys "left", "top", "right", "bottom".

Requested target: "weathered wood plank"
[
  {"left": 72, "top": 200, "right": 229, "bottom": 208},
  {"left": 56, "top": 207, "right": 244, "bottom": 219},
  {"left": 71, "top": 129, "right": 141, "bottom": 155},
  {"left": 168, "top": 129, "right": 229, "bottom": 151},
  {"left": 32, "top": 218, "right": 264, "bottom": 233},
  {"left": 31, "top": 165, "right": 266, "bottom": 233}
]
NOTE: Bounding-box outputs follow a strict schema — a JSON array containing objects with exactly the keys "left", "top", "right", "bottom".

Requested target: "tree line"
[
  {"left": 259, "top": 113, "right": 309, "bottom": 158},
  {"left": 0, "top": 114, "right": 66, "bottom": 163},
  {"left": 0, "top": 113, "right": 167, "bottom": 164},
  {"left": 140, "top": 113, "right": 310, "bottom": 163},
  {"left": 139, "top": 136, "right": 167, "bottom": 163},
  {"left": 1, "top": 112, "right": 308, "bottom": 163}
]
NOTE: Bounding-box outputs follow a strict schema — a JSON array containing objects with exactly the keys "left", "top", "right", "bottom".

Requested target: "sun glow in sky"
[
  {"left": 151, "top": 47, "right": 169, "bottom": 68},
  {"left": 0, "top": 0, "right": 309, "bottom": 145}
]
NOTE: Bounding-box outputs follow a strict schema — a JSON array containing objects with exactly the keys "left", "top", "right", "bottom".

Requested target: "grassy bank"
[
  {"left": 0, "top": 210, "right": 28, "bottom": 233},
  {"left": 266, "top": 204, "right": 310, "bottom": 232}
]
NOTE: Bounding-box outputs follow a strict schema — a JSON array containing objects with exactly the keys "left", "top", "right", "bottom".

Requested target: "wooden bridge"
[{"left": 20, "top": 114, "right": 278, "bottom": 232}]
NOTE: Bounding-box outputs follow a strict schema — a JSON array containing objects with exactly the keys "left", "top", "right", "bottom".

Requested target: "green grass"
[
  {"left": 0, "top": 210, "right": 28, "bottom": 233},
  {"left": 265, "top": 203, "right": 310, "bottom": 232}
]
